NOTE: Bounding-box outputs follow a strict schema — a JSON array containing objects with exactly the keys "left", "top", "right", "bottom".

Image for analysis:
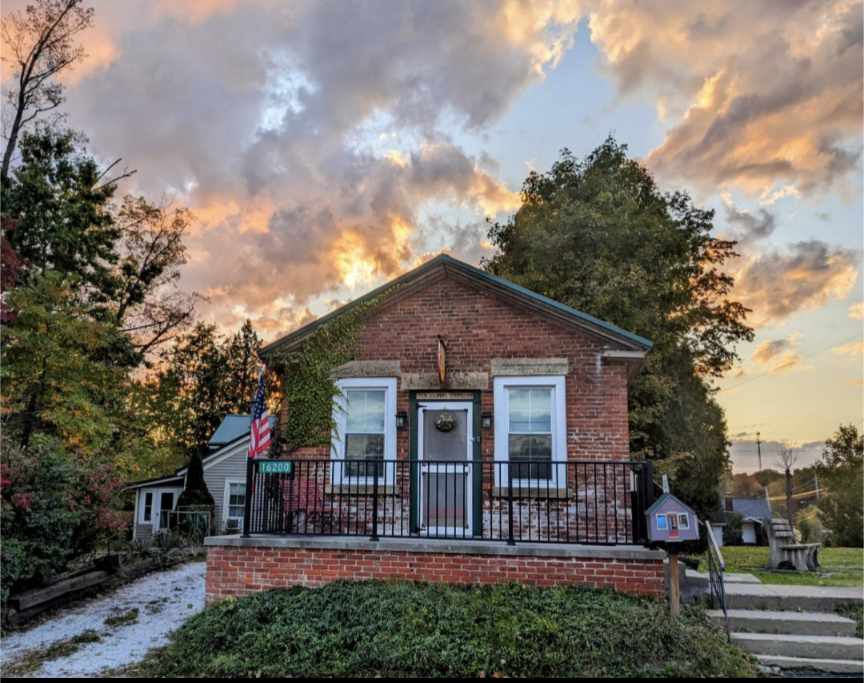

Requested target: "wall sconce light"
[
  {"left": 481, "top": 411, "right": 493, "bottom": 429},
  {"left": 396, "top": 411, "right": 408, "bottom": 429}
]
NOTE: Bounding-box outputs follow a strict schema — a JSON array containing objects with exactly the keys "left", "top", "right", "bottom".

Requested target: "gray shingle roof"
[{"left": 727, "top": 498, "right": 772, "bottom": 522}]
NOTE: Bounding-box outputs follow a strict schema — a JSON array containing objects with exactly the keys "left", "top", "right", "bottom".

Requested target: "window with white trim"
[
  {"left": 332, "top": 377, "right": 397, "bottom": 483},
  {"left": 225, "top": 482, "right": 246, "bottom": 522},
  {"left": 494, "top": 376, "right": 567, "bottom": 485}
]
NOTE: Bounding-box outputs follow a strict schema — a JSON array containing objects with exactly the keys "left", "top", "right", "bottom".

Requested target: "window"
[
  {"left": 494, "top": 376, "right": 566, "bottom": 485},
  {"left": 345, "top": 389, "right": 386, "bottom": 477},
  {"left": 678, "top": 513, "right": 690, "bottom": 530},
  {"left": 507, "top": 388, "right": 553, "bottom": 479},
  {"left": 226, "top": 483, "right": 246, "bottom": 521},
  {"left": 332, "top": 378, "right": 397, "bottom": 483},
  {"left": 140, "top": 491, "right": 153, "bottom": 523},
  {"left": 656, "top": 515, "right": 668, "bottom": 530}
]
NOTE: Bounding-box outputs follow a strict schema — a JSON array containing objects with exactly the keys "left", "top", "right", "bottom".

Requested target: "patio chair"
[{"left": 279, "top": 478, "right": 335, "bottom": 533}]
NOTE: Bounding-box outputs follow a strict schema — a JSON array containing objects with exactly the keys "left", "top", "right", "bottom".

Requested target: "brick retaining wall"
[{"left": 205, "top": 538, "right": 666, "bottom": 605}]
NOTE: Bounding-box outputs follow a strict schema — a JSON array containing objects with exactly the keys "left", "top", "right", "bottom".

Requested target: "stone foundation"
[{"left": 204, "top": 536, "right": 666, "bottom": 605}]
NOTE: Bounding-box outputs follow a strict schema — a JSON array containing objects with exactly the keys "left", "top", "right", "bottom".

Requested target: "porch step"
[
  {"left": 731, "top": 633, "right": 864, "bottom": 661},
  {"left": 756, "top": 655, "right": 864, "bottom": 675},
  {"left": 708, "top": 609, "right": 859, "bottom": 637},
  {"left": 724, "top": 583, "right": 863, "bottom": 611}
]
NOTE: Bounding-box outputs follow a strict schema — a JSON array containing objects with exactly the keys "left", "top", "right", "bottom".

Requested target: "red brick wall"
[
  {"left": 205, "top": 545, "right": 665, "bottom": 605},
  {"left": 287, "top": 275, "right": 631, "bottom": 462}
]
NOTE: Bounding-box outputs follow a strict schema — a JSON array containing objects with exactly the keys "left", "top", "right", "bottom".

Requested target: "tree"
[
  {"left": 176, "top": 451, "right": 214, "bottom": 509},
  {"left": 815, "top": 424, "right": 863, "bottom": 547},
  {"left": 0, "top": 217, "right": 30, "bottom": 323},
  {"left": 144, "top": 321, "right": 262, "bottom": 459},
  {"left": 1, "top": 436, "right": 126, "bottom": 603},
  {"left": 1, "top": 128, "right": 123, "bottom": 293},
  {"left": 774, "top": 445, "right": 801, "bottom": 527},
  {"left": 0, "top": 272, "right": 126, "bottom": 453},
  {"left": 484, "top": 138, "right": 754, "bottom": 526},
  {"left": 111, "top": 195, "right": 201, "bottom": 355},
  {"left": 2, "top": 129, "right": 196, "bottom": 362},
  {"left": 1, "top": 0, "right": 95, "bottom": 180}
]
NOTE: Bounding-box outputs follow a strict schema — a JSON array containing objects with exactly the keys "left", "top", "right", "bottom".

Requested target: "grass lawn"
[
  {"left": 696, "top": 547, "right": 864, "bottom": 587},
  {"left": 128, "top": 581, "right": 761, "bottom": 678}
]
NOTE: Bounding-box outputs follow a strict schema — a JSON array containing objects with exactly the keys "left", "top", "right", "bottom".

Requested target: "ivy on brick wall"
[{"left": 270, "top": 289, "right": 396, "bottom": 454}]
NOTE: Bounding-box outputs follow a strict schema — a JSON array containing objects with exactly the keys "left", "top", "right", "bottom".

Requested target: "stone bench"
[{"left": 765, "top": 517, "right": 820, "bottom": 572}]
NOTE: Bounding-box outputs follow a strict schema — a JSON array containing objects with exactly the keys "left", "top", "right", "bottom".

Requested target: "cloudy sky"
[{"left": 3, "top": 0, "right": 862, "bottom": 472}]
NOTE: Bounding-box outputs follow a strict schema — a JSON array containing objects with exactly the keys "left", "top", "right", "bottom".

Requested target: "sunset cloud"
[
  {"left": 850, "top": 302, "right": 864, "bottom": 320},
  {"left": 734, "top": 240, "right": 859, "bottom": 326},
  {"left": 589, "top": 0, "right": 863, "bottom": 199},
  {"left": 55, "top": 0, "right": 583, "bottom": 334},
  {"left": 750, "top": 333, "right": 809, "bottom": 374},
  {"left": 833, "top": 341, "right": 864, "bottom": 359}
]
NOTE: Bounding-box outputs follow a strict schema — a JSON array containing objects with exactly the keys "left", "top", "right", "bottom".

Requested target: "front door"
[{"left": 417, "top": 402, "right": 473, "bottom": 537}]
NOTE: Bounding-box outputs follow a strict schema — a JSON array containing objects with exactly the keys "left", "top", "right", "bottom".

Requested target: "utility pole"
[
  {"left": 756, "top": 432, "right": 762, "bottom": 472},
  {"left": 815, "top": 474, "right": 820, "bottom": 500}
]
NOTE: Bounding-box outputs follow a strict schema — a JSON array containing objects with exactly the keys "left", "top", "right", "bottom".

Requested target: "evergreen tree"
[{"left": 177, "top": 451, "right": 214, "bottom": 508}]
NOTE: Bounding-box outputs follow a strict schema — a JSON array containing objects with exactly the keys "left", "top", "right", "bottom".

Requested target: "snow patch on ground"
[{"left": 1, "top": 561, "right": 205, "bottom": 678}]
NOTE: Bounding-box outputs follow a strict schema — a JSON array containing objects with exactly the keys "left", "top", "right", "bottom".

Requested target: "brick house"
[{"left": 205, "top": 254, "right": 666, "bottom": 603}]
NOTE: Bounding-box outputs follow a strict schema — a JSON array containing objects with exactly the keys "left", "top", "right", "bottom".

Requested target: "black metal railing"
[
  {"left": 242, "top": 459, "right": 654, "bottom": 546},
  {"left": 704, "top": 520, "right": 731, "bottom": 643}
]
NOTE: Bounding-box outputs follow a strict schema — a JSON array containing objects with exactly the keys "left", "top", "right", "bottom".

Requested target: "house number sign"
[{"left": 258, "top": 461, "right": 294, "bottom": 475}]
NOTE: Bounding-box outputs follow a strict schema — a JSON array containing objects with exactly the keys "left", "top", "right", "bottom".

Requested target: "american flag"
[{"left": 247, "top": 372, "right": 271, "bottom": 459}]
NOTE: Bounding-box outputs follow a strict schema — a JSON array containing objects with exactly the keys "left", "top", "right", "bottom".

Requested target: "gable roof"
[
  {"left": 260, "top": 254, "right": 653, "bottom": 358},
  {"left": 645, "top": 492, "right": 697, "bottom": 518},
  {"left": 725, "top": 498, "right": 772, "bottom": 522},
  {"left": 209, "top": 414, "right": 253, "bottom": 447},
  {"left": 126, "top": 415, "right": 274, "bottom": 490}
]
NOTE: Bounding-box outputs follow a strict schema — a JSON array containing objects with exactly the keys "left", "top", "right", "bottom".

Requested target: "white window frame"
[
  {"left": 493, "top": 375, "right": 567, "bottom": 488},
  {"left": 330, "top": 377, "right": 397, "bottom": 485},
  {"left": 223, "top": 480, "right": 247, "bottom": 527},
  {"left": 138, "top": 490, "right": 155, "bottom": 524}
]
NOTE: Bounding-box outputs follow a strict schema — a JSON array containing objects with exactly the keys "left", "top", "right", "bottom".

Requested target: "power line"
[{"left": 719, "top": 333, "right": 864, "bottom": 393}]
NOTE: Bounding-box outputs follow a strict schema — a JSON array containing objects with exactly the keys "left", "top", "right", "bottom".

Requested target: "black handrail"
[
  {"left": 242, "top": 458, "right": 655, "bottom": 546},
  {"left": 704, "top": 520, "right": 731, "bottom": 643}
]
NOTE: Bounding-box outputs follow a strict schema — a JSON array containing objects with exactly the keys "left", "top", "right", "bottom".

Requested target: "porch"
[
  {"left": 240, "top": 458, "right": 656, "bottom": 546},
  {"left": 204, "top": 458, "right": 663, "bottom": 603}
]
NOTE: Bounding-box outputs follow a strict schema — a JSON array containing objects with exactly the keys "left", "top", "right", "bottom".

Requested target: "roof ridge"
[{"left": 260, "top": 253, "right": 652, "bottom": 357}]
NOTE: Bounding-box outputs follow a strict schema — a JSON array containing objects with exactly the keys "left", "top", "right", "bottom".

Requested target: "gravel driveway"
[{"left": 1, "top": 561, "right": 205, "bottom": 678}]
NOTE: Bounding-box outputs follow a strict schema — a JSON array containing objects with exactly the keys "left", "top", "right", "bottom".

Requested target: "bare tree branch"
[{"left": 1, "top": 1, "right": 95, "bottom": 181}]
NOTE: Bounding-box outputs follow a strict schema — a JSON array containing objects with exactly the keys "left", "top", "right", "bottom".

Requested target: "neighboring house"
[
  {"left": 127, "top": 415, "right": 273, "bottom": 540},
  {"left": 205, "top": 254, "right": 671, "bottom": 604},
  {"left": 714, "top": 497, "right": 772, "bottom": 547}
]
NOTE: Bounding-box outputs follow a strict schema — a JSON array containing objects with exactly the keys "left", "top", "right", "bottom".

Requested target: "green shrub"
[
  {"left": 140, "top": 581, "right": 760, "bottom": 678},
  {"left": 0, "top": 437, "right": 127, "bottom": 603}
]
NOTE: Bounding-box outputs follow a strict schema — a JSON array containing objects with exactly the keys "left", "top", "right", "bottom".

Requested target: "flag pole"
[{"left": 242, "top": 366, "right": 264, "bottom": 538}]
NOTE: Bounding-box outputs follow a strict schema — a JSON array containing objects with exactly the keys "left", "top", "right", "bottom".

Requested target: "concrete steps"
[
  {"left": 755, "top": 655, "right": 864, "bottom": 675},
  {"left": 724, "top": 583, "right": 863, "bottom": 611},
  {"left": 731, "top": 633, "right": 863, "bottom": 661},
  {"left": 710, "top": 609, "right": 858, "bottom": 637},
  {"left": 708, "top": 581, "right": 863, "bottom": 675}
]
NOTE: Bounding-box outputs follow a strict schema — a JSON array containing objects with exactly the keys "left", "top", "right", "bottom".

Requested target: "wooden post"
[{"left": 668, "top": 543, "right": 680, "bottom": 616}]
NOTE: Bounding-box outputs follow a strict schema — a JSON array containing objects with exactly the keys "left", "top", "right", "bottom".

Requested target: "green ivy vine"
[{"left": 270, "top": 289, "right": 396, "bottom": 454}]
